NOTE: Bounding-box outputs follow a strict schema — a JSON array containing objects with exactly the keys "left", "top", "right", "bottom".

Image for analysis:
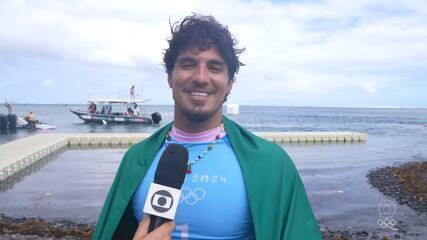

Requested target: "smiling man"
[
  {"left": 93, "top": 14, "right": 322, "bottom": 240},
  {"left": 169, "top": 46, "right": 232, "bottom": 131}
]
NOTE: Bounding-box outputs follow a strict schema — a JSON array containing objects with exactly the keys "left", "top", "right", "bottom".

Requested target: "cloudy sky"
[{"left": 1, "top": 0, "right": 426, "bottom": 107}]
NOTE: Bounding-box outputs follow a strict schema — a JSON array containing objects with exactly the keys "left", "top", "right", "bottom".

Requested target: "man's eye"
[
  {"left": 181, "top": 63, "right": 195, "bottom": 69},
  {"left": 210, "top": 66, "right": 222, "bottom": 72}
]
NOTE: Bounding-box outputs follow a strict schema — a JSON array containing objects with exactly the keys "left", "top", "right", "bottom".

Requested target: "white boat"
[
  {"left": 69, "top": 99, "right": 162, "bottom": 125},
  {"left": 226, "top": 104, "right": 239, "bottom": 115}
]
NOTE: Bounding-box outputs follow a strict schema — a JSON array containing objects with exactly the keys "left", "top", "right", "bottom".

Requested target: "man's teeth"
[{"left": 191, "top": 92, "right": 208, "bottom": 96}]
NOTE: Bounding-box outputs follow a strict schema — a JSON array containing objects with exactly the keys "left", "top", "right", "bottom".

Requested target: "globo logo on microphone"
[
  {"left": 144, "top": 183, "right": 181, "bottom": 220},
  {"left": 151, "top": 190, "right": 173, "bottom": 212}
]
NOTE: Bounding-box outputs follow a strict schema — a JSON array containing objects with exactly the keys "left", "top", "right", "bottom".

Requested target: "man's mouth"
[{"left": 190, "top": 92, "right": 209, "bottom": 97}]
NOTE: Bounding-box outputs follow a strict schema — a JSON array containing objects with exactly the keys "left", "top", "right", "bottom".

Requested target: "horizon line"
[{"left": 2, "top": 102, "right": 426, "bottom": 109}]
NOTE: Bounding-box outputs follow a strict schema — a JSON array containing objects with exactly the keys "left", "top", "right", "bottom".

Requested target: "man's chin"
[
  {"left": 185, "top": 112, "right": 212, "bottom": 122},
  {"left": 183, "top": 108, "right": 218, "bottom": 123}
]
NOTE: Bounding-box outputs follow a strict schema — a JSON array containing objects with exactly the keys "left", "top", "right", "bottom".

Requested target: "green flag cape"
[{"left": 93, "top": 117, "right": 322, "bottom": 240}]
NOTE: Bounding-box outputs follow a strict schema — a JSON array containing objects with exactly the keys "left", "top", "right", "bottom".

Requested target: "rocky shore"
[
  {"left": 367, "top": 161, "right": 427, "bottom": 213},
  {"left": 0, "top": 215, "right": 413, "bottom": 240},
  {"left": 321, "top": 229, "right": 402, "bottom": 240},
  {"left": 0, "top": 214, "right": 93, "bottom": 240}
]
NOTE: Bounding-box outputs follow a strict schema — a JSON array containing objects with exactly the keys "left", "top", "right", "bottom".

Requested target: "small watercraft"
[
  {"left": 16, "top": 117, "right": 56, "bottom": 130},
  {"left": 0, "top": 114, "right": 56, "bottom": 133},
  {"left": 70, "top": 99, "right": 162, "bottom": 125}
]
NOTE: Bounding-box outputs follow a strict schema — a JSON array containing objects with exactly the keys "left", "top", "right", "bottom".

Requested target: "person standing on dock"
[
  {"left": 5, "top": 102, "right": 13, "bottom": 114},
  {"left": 94, "top": 14, "right": 322, "bottom": 240},
  {"left": 130, "top": 85, "right": 136, "bottom": 101}
]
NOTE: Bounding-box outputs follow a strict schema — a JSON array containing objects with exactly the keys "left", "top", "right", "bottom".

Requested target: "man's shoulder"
[
  {"left": 225, "top": 118, "right": 284, "bottom": 148},
  {"left": 246, "top": 130, "right": 287, "bottom": 156},
  {"left": 224, "top": 117, "right": 299, "bottom": 186},
  {"left": 224, "top": 117, "right": 291, "bottom": 162},
  {"left": 122, "top": 123, "right": 172, "bottom": 162},
  {"left": 124, "top": 139, "right": 148, "bottom": 158},
  {"left": 250, "top": 132, "right": 293, "bottom": 166}
]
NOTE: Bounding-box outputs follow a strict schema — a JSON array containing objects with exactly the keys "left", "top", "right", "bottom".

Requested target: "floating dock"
[{"left": 0, "top": 132, "right": 366, "bottom": 182}]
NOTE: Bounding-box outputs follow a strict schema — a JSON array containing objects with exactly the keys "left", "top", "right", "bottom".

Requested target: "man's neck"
[
  {"left": 170, "top": 124, "right": 226, "bottom": 142},
  {"left": 173, "top": 113, "right": 222, "bottom": 133}
]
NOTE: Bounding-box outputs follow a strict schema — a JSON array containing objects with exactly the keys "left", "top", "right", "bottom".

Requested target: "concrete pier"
[
  {"left": 0, "top": 131, "right": 366, "bottom": 182},
  {"left": 0, "top": 134, "right": 68, "bottom": 182},
  {"left": 256, "top": 131, "right": 367, "bottom": 143}
]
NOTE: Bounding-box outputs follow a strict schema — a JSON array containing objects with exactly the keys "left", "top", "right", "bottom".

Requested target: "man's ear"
[
  {"left": 167, "top": 73, "right": 172, "bottom": 88},
  {"left": 223, "top": 79, "right": 234, "bottom": 103},
  {"left": 227, "top": 79, "right": 234, "bottom": 94}
]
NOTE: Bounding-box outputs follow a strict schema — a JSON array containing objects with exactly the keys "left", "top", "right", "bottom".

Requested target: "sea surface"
[{"left": 1, "top": 105, "right": 427, "bottom": 238}]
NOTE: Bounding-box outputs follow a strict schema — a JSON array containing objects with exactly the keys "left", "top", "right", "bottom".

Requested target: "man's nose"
[{"left": 193, "top": 65, "right": 209, "bottom": 85}]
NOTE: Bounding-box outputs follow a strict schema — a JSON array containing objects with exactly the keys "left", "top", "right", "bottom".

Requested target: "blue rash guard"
[{"left": 132, "top": 135, "right": 255, "bottom": 239}]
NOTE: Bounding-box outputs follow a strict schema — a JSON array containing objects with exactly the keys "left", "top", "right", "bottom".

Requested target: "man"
[
  {"left": 130, "top": 85, "right": 136, "bottom": 101},
  {"left": 24, "top": 112, "right": 37, "bottom": 127},
  {"left": 93, "top": 14, "right": 322, "bottom": 240},
  {"left": 5, "top": 102, "right": 13, "bottom": 114}
]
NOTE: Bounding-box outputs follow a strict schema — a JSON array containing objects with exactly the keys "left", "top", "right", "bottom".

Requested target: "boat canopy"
[{"left": 87, "top": 99, "right": 151, "bottom": 104}]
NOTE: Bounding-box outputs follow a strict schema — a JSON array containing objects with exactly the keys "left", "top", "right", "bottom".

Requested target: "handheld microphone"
[{"left": 143, "top": 143, "right": 188, "bottom": 233}]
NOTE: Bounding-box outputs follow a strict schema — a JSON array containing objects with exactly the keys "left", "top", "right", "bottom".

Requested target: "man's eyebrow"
[
  {"left": 176, "top": 56, "right": 196, "bottom": 63},
  {"left": 208, "top": 59, "right": 226, "bottom": 66}
]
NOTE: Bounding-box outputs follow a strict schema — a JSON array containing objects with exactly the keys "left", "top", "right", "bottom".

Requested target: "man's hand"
[{"left": 133, "top": 215, "right": 176, "bottom": 240}]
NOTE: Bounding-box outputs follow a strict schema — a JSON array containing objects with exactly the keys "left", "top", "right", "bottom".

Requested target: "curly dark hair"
[{"left": 163, "top": 14, "right": 245, "bottom": 81}]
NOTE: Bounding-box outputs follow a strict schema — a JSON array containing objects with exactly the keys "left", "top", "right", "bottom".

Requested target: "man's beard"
[{"left": 177, "top": 102, "right": 222, "bottom": 123}]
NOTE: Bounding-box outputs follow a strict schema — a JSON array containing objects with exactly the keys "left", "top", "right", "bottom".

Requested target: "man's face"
[{"left": 168, "top": 46, "right": 233, "bottom": 123}]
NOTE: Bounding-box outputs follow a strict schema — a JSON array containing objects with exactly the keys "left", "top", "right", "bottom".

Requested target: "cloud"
[
  {"left": 0, "top": 0, "right": 426, "bottom": 106},
  {"left": 41, "top": 79, "right": 54, "bottom": 87}
]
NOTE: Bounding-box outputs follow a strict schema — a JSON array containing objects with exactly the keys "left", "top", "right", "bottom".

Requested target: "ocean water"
[
  {"left": 1, "top": 104, "right": 426, "bottom": 142},
  {"left": 1, "top": 105, "right": 427, "bottom": 237}
]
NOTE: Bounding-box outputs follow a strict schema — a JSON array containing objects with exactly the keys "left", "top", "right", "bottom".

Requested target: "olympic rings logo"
[
  {"left": 180, "top": 187, "right": 206, "bottom": 205},
  {"left": 377, "top": 199, "right": 398, "bottom": 230},
  {"left": 378, "top": 219, "right": 397, "bottom": 229},
  {"left": 377, "top": 199, "right": 396, "bottom": 219}
]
